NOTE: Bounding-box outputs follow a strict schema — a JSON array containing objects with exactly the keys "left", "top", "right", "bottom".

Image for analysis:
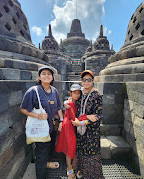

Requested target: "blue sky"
[{"left": 18, "top": 0, "right": 143, "bottom": 52}]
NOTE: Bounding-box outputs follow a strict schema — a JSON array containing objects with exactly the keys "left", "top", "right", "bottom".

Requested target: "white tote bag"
[{"left": 26, "top": 86, "right": 51, "bottom": 144}]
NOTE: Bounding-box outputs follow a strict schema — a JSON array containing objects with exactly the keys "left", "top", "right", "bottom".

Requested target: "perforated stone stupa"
[
  {"left": 81, "top": 25, "right": 115, "bottom": 76},
  {"left": 61, "top": 19, "right": 90, "bottom": 59},
  {"left": 100, "top": 2, "right": 144, "bottom": 82},
  {"left": 42, "top": 24, "right": 59, "bottom": 51}
]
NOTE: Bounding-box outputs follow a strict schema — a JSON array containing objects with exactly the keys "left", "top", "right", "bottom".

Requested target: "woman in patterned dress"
[{"left": 72, "top": 70, "right": 103, "bottom": 179}]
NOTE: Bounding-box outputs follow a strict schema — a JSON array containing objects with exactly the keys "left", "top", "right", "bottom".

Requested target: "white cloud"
[
  {"left": 108, "top": 30, "right": 112, "bottom": 35},
  {"left": 31, "top": 25, "right": 43, "bottom": 36},
  {"left": 50, "top": 0, "right": 107, "bottom": 43},
  {"left": 103, "top": 27, "right": 112, "bottom": 36}
]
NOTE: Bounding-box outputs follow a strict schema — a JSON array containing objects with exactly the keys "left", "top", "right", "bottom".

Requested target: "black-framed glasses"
[{"left": 81, "top": 78, "right": 93, "bottom": 82}]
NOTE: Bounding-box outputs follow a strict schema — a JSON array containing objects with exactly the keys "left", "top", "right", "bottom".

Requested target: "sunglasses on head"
[{"left": 81, "top": 78, "right": 93, "bottom": 82}]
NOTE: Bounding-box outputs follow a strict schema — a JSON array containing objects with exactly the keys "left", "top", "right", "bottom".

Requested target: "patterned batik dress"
[{"left": 76, "top": 90, "right": 103, "bottom": 179}]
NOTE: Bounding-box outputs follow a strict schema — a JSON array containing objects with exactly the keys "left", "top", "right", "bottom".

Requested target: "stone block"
[
  {"left": 0, "top": 145, "right": 14, "bottom": 173},
  {"left": 100, "top": 124, "right": 122, "bottom": 136},
  {"left": 8, "top": 90, "right": 22, "bottom": 106},
  {"left": 133, "top": 102, "right": 144, "bottom": 118},
  {"left": 138, "top": 92, "right": 144, "bottom": 105},
  {"left": 13, "top": 120, "right": 24, "bottom": 140},
  {"left": 20, "top": 70, "right": 32, "bottom": 80},
  {"left": 0, "top": 58, "right": 4, "bottom": 68},
  {"left": 124, "top": 120, "right": 131, "bottom": 134},
  {"left": 4, "top": 59, "right": 13, "bottom": 68},
  {"left": 0, "top": 147, "right": 25, "bottom": 179},
  {"left": 101, "top": 136, "right": 111, "bottom": 159},
  {"left": 21, "top": 45, "right": 32, "bottom": 56},
  {"left": 103, "top": 82, "right": 125, "bottom": 95},
  {"left": 107, "top": 136, "right": 130, "bottom": 158},
  {"left": 136, "top": 73, "right": 144, "bottom": 81},
  {"left": 137, "top": 83, "right": 144, "bottom": 93},
  {"left": 127, "top": 90, "right": 139, "bottom": 102},
  {"left": 123, "top": 74, "right": 136, "bottom": 82},
  {"left": 0, "top": 129, "right": 13, "bottom": 154},
  {"left": 13, "top": 60, "right": 27, "bottom": 70},
  {"left": 103, "top": 94, "right": 115, "bottom": 104},
  {"left": 0, "top": 112, "right": 10, "bottom": 134},
  {"left": 31, "top": 71, "right": 38, "bottom": 80},
  {"left": 8, "top": 105, "right": 25, "bottom": 126},
  {"left": 0, "top": 68, "right": 20, "bottom": 80},
  {"left": 0, "top": 50, "right": 13, "bottom": 58},
  {"left": 0, "top": 94, "right": 8, "bottom": 113},
  {"left": 139, "top": 159, "right": 144, "bottom": 178},
  {"left": 27, "top": 63, "right": 38, "bottom": 71}
]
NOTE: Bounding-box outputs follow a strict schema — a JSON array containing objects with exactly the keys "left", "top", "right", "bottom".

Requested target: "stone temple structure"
[
  {"left": 81, "top": 25, "right": 115, "bottom": 76},
  {"left": 61, "top": 19, "right": 90, "bottom": 60},
  {"left": 0, "top": 1, "right": 62, "bottom": 178},
  {"left": 95, "top": 2, "right": 144, "bottom": 176},
  {"left": 0, "top": 0, "right": 144, "bottom": 178},
  {"left": 41, "top": 24, "right": 71, "bottom": 80},
  {"left": 61, "top": 19, "right": 90, "bottom": 81}
]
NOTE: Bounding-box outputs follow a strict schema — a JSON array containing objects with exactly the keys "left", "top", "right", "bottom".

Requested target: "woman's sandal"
[
  {"left": 76, "top": 171, "right": 83, "bottom": 179},
  {"left": 47, "top": 162, "right": 59, "bottom": 169},
  {"left": 67, "top": 169, "right": 76, "bottom": 179}
]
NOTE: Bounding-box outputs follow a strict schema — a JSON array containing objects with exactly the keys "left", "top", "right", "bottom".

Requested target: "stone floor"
[{"left": 23, "top": 157, "right": 142, "bottom": 179}]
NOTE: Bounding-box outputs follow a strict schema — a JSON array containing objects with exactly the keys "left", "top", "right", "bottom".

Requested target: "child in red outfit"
[{"left": 55, "top": 84, "right": 87, "bottom": 179}]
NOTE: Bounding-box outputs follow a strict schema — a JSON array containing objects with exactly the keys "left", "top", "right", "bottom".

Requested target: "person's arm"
[
  {"left": 57, "top": 109, "right": 63, "bottom": 132},
  {"left": 72, "top": 118, "right": 90, "bottom": 126},
  {"left": 58, "top": 109, "right": 63, "bottom": 121},
  {"left": 20, "top": 108, "right": 48, "bottom": 120}
]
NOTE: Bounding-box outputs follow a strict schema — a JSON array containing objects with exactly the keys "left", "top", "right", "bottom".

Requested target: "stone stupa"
[
  {"left": 81, "top": 25, "right": 115, "bottom": 76},
  {"left": 100, "top": 2, "right": 144, "bottom": 82},
  {"left": 61, "top": 19, "right": 90, "bottom": 59}
]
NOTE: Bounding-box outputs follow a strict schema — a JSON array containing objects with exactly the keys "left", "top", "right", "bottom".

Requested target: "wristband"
[
  {"left": 80, "top": 121, "right": 84, "bottom": 126},
  {"left": 60, "top": 118, "right": 64, "bottom": 122}
]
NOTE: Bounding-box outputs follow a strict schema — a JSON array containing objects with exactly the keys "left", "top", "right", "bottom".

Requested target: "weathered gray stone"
[
  {"left": 0, "top": 145, "right": 14, "bottom": 173},
  {"left": 13, "top": 60, "right": 27, "bottom": 70},
  {"left": 0, "top": 147, "right": 25, "bottom": 179},
  {"left": 8, "top": 90, "right": 22, "bottom": 106},
  {"left": 0, "top": 50, "right": 13, "bottom": 58},
  {"left": 103, "top": 94, "right": 115, "bottom": 104},
  {"left": 101, "top": 124, "right": 122, "bottom": 136},
  {"left": 0, "top": 68, "right": 20, "bottom": 80},
  {"left": 0, "top": 94, "right": 8, "bottom": 113},
  {"left": 0, "top": 58, "right": 4, "bottom": 68},
  {"left": 107, "top": 136, "right": 130, "bottom": 158},
  {"left": 101, "top": 136, "right": 111, "bottom": 159},
  {"left": 0, "top": 112, "right": 10, "bottom": 134},
  {"left": 20, "top": 70, "right": 32, "bottom": 80}
]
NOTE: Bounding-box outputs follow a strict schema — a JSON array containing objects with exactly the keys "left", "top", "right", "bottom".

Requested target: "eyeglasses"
[{"left": 81, "top": 78, "right": 93, "bottom": 82}]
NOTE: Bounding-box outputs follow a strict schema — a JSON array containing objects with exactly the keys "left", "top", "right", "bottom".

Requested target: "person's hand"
[
  {"left": 38, "top": 112, "right": 48, "bottom": 120},
  {"left": 87, "top": 115, "right": 98, "bottom": 122},
  {"left": 58, "top": 122, "right": 63, "bottom": 132},
  {"left": 64, "top": 100, "right": 71, "bottom": 109},
  {"left": 71, "top": 118, "right": 81, "bottom": 126}
]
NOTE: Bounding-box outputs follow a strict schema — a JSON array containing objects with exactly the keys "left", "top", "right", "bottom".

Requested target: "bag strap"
[
  {"left": 35, "top": 86, "right": 43, "bottom": 110},
  {"left": 80, "top": 88, "right": 93, "bottom": 115},
  {"left": 39, "top": 86, "right": 53, "bottom": 118}
]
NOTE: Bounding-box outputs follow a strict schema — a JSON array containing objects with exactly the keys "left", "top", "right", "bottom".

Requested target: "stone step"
[
  {"left": 101, "top": 124, "right": 123, "bottom": 136},
  {"left": 67, "top": 75, "right": 80, "bottom": 81},
  {"left": 101, "top": 136, "right": 130, "bottom": 159}
]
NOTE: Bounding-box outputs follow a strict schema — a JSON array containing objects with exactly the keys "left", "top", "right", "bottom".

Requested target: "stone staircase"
[
  {"left": 101, "top": 124, "right": 131, "bottom": 159},
  {"left": 67, "top": 64, "right": 82, "bottom": 81}
]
